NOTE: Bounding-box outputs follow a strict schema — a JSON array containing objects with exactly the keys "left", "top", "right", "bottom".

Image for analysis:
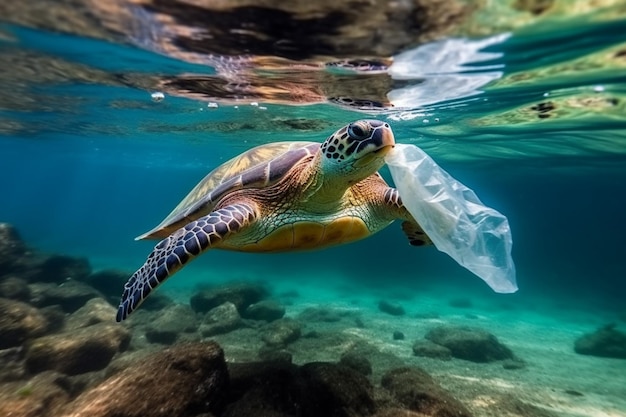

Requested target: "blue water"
[{"left": 2, "top": 18, "right": 625, "bottom": 308}]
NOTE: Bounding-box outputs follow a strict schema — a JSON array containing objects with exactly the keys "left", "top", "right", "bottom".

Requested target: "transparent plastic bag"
[{"left": 385, "top": 144, "right": 517, "bottom": 293}]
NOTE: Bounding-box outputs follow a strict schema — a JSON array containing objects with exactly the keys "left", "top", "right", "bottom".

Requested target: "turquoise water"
[
  {"left": 2, "top": 19, "right": 625, "bottom": 304},
  {"left": 1, "top": 6, "right": 626, "bottom": 416}
]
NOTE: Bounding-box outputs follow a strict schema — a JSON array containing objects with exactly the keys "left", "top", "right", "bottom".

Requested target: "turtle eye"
[{"left": 348, "top": 122, "right": 370, "bottom": 141}]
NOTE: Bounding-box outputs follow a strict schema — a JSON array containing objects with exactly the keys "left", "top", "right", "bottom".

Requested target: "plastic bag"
[{"left": 385, "top": 143, "right": 517, "bottom": 293}]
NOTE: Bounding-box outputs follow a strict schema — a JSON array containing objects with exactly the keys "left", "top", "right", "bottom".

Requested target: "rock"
[
  {"left": 412, "top": 340, "right": 452, "bottom": 360},
  {"left": 257, "top": 346, "right": 293, "bottom": 364},
  {"left": 0, "top": 371, "right": 72, "bottom": 417},
  {"left": 84, "top": 269, "right": 130, "bottom": 298},
  {"left": 299, "top": 362, "right": 376, "bottom": 417},
  {"left": 0, "top": 223, "right": 27, "bottom": 271},
  {"left": 25, "top": 323, "right": 130, "bottom": 375},
  {"left": 0, "top": 346, "right": 26, "bottom": 382},
  {"left": 0, "top": 298, "right": 49, "bottom": 349},
  {"left": 502, "top": 358, "right": 527, "bottom": 370},
  {"left": 190, "top": 282, "right": 269, "bottom": 314},
  {"left": 0, "top": 276, "right": 31, "bottom": 301},
  {"left": 39, "top": 305, "right": 66, "bottom": 333},
  {"left": 381, "top": 367, "right": 473, "bottom": 417},
  {"left": 378, "top": 300, "right": 405, "bottom": 316},
  {"left": 200, "top": 302, "right": 244, "bottom": 337},
  {"left": 38, "top": 255, "right": 92, "bottom": 283},
  {"left": 425, "top": 325, "right": 515, "bottom": 363},
  {"left": 261, "top": 318, "right": 302, "bottom": 347},
  {"left": 29, "top": 279, "right": 103, "bottom": 312},
  {"left": 145, "top": 304, "right": 199, "bottom": 344},
  {"left": 574, "top": 323, "right": 626, "bottom": 359},
  {"left": 242, "top": 300, "right": 285, "bottom": 322},
  {"left": 393, "top": 331, "right": 405, "bottom": 340},
  {"left": 225, "top": 361, "right": 375, "bottom": 417},
  {"left": 65, "top": 298, "right": 117, "bottom": 330},
  {"left": 224, "top": 361, "right": 300, "bottom": 417},
  {"left": 141, "top": 292, "right": 174, "bottom": 311},
  {"left": 298, "top": 306, "right": 344, "bottom": 323},
  {"left": 63, "top": 342, "right": 228, "bottom": 417},
  {"left": 339, "top": 352, "right": 372, "bottom": 376}
]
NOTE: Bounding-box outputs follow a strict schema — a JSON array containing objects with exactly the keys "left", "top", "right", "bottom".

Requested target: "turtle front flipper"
[{"left": 116, "top": 203, "right": 257, "bottom": 322}]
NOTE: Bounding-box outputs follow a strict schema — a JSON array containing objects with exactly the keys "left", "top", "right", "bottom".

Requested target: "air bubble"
[{"left": 151, "top": 92, "right": 164, "bottom": 102}]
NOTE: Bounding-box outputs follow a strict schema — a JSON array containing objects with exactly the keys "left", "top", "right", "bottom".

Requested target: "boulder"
[
  {"left": 339, "top": 352, "right": 373, "bottom": 376},
  {"left": 425, "top": 325, "right": 515, "bottom": 363},
  {"left": 199, "top": 302, "right": 244, "bottom": 337},
  {"left": 574, "top": 323, "right": 626, "bottom": 359},
  {"left": 37, "top": 255, "right": 92, "bottom": 283},
  {"left": 0, "top": 276, "right": 31, "bottom": 301},
  {"left": 299, "top": 362, "right": 376, "bottom": 416},
  {"left": 0, "top": 371, "right": 72, "bottom": 417},
  {"left": 62, "top": 342, "right": 228, "bottom": 417},
  {"left": 378, "top": 300, "right": 405, "bottom": 316},
  {"left": 224, "top": 361, "right": 375, "bottom": 417},
  {"left": 0, "top": 346, "right": 26, "bottom": 382},
  {"left": 381, "top": 367, "right": 473, "bottom": 417},
  {"left": 261, "top": 318, "right": 302, "bottom": 347},
  {"left": 412, "top": 340, "right": 452, "bottom": 360},
  {"left": 84, "top": 269, "right": 130, "bottom": 298},
  {"left": 0, "top": 298, "right": 49, "bottom": 349},
  {"left": 190, "top": 282, "right": 269, "bottom": 314},
  {"left": 65, "top": 298, "right": 118, "bottom": 330},
  {"left": 0, "top": 223, "right": 27, "bottom": 272},
  {"left": 29, "top": 280, "right": 103, "bottom": 312},
  {"left": 145, "top": 304, "right": 199, "bottom": 344},
  {"left": 25, "top": 323, "right": 130, "bottom": 375},
  {"left": 298, "top": 306, "right": 344, "bottom": 323},
  {"left": 242, "top": 300, "right": 285, "bottom": 322}
]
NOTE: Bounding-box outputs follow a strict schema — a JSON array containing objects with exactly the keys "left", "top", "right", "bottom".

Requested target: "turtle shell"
[{"left": 137, "top": 141, "right": 319, "bottom": 240}]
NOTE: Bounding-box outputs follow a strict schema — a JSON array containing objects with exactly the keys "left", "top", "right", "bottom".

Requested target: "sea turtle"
[{"left": 116, "top": 119, "right": 432, "bottom": 322}]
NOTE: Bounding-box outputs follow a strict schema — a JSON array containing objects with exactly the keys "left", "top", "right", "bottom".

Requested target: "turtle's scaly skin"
[{"left": 116, "top": 120, "right": 431, "bottom": 321}]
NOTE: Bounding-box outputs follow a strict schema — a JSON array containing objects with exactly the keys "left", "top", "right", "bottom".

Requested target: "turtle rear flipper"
[
  {"left": 116, "top": 203, "right": 258, "bottom": 322},
  {"left": 402, "top": 220, "right": 432, "bottom": 247}
]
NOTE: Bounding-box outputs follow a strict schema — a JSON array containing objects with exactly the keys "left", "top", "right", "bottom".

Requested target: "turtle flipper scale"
[{"left": 116, "top": 203, "right": 257, "bottom": 322}]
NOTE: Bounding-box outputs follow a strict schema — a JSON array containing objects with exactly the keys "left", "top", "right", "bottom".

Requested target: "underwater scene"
[{"left": 1, "top": 0, "right": 626, "bottom": 416}]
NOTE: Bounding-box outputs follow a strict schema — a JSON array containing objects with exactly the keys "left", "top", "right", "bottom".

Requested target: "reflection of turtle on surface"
[{"left": 116, "top": 120, "right": 432, "bottom": 321}]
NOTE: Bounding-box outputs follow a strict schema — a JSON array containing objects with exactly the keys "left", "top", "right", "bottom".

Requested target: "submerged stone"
[
  {"left": 25, "top": 323, "right": 130, "bottom": 375},
  {"left": 190, "top": 282, "right": 269, "bottom": 314},
  {"left": 145, "top": 304, "right": 199, "bottom": 343},
  {"left": 0, "top": 298, "right": 49, "bottom": 349},
  {"left": 0, "top": 276, "right": 31, "bottom": 301},
  {"left": 378, "top": 300, "right": 405, "bottom": 316},
  {"left": 65, "top": 298, "right": 118, "bottom": 330},
  {"left": 0, "top": 223, "right": 27, "bottom": 272},
  {"left": 425, "top": 325, "right": 515, "bottom": 363},
  {"left": 63, "top": 341, "right": 228, "bottom": 417},
  {"left": 0, "top": 371, "right": 72, "bottom": 417},
  {"left": 574, "top": 323, "right": 626, "bottom": 359},
  {"left": 261, "top": 318, "right": 302, "bottom": 347},
  {"left": 412, "top": 339, "right": 452, "bottom": 360},
  {"left": 381, "top": 367, "right": 473, "bottom": 417},
  {"left": 29, "top": 280, "right": 103, "bottom": 313},
  {"left": 200, "top": 302, "right": 244, "bottom": 337},
  {"left": 242, "top": 299, "right": 286, "bottom": 322},
  {"left": 225, "top": 360, "right": 375, "bottom": 417},
  {"left": 38, "top": 255, "right": 92, "bottom": 283}
]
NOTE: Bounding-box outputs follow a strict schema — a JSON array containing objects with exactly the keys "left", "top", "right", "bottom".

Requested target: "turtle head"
[{"left": 320, "top": 119, "right": 395, "bottom": 182}]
